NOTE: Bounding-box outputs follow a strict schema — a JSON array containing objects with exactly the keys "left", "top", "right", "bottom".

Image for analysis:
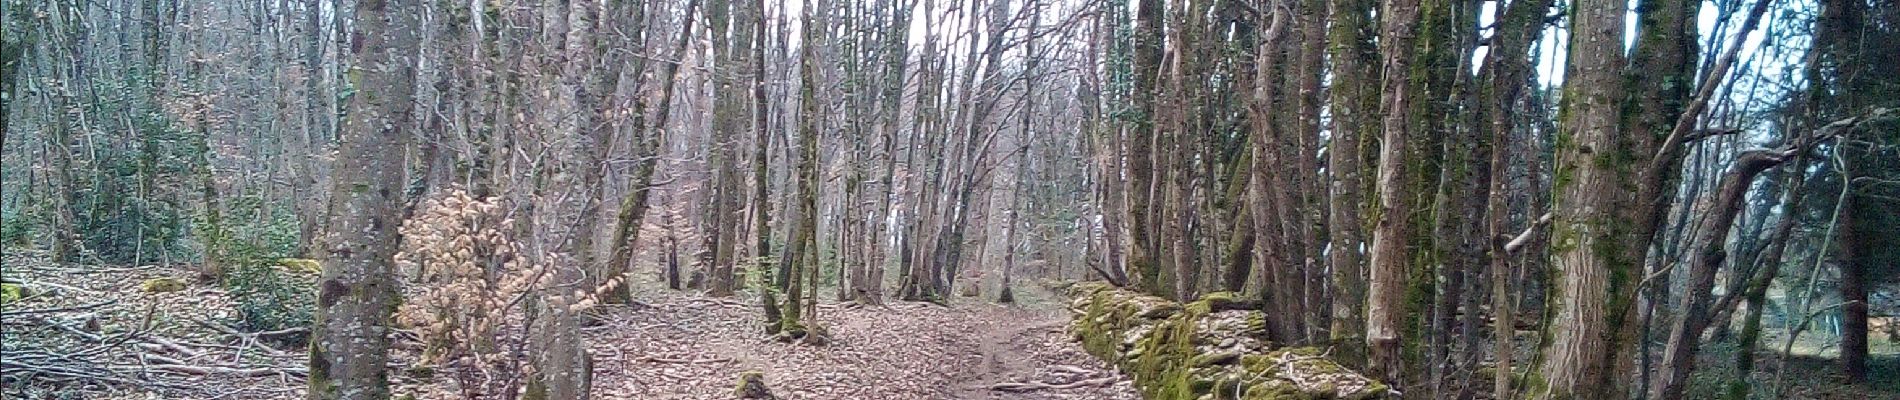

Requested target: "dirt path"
[
  {"left": 950, "top": 312, "right": 1070, "bottom": 399},
  {"left": 584, "top": 290, "right": 1139, "bottom": 400}
]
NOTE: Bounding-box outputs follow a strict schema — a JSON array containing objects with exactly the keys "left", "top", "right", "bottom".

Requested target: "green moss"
[
  {"left": 1, "top": 283, "right": 22, "bottom": 304},
  {"left": 275, "top": 258, "right": 322, "bottom": 274},
  {"left": 1129, "top": 305, "right": 1199, "bottom": 399},
  {"left": 733, "top": 370, "right": 770, "bottom": 398},
  {"left": 522, "top": 375, "right": 549, "bottom": 400},
  {"left": 142, "top": 277, "right": 188, "bottom": 293},
  {"left": 307, "top": 341, "right": 335, "bottom": 398},
  {"left": 1069, "top": 285, "right": 1385, "bottom": 400}
]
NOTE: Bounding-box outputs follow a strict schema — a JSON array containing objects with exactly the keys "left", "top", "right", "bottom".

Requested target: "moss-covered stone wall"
[{"left": 1067, "top": 282, "right": 1387, "bottom": 400}]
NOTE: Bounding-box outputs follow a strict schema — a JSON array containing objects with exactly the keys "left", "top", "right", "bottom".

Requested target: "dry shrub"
[
  {"left": 393, "top": 190, "right": 546, "bottom": 398},
  {"left": 393, "top": 189, "right": 622, "bottom": 398}
]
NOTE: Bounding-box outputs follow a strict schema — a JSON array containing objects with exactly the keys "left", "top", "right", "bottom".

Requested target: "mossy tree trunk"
[
  {"left": 780, "top": 0, "right": 824, "bottom": 334},
  {"left": 1124, "top": 0, "right": 1164, "bottom": 297},
  {"left": 749, "top": 0, "right": 779, "bottom": 322},
  {"left": 1535, "top": 0, "right": 1637, "bottom": 397},
  {"left": 305, "top": 0, "right": 419, "bottom": 397},
  {"left": 1323, "top": 0, "right": 1377, "bottom": 369},
  {"left": 1366, "top": 0, "right": 1422, "bottom": 386},
  {"left": 1624, "top": 0, "right": 1698, "bottom": 394},
  {"left": 1726, "top": 155, "right": 1808, "bottom": 400},
  {"left": 703, "top": 0, "right": 743, "bottom": 298},
  {"left": 605, "top": 0, "right": 687, "bottom": 305}
]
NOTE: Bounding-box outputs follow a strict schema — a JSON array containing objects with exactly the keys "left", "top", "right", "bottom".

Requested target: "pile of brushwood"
[
  {"left": 1067, "top": 282, "right": 1387, "bottom": 400},
  {"left": 2, "top": 252, "right": 312, "bottom": 399}
]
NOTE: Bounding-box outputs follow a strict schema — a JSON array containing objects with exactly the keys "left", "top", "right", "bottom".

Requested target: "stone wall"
[{"left": 1066, "top": 282, "right": 1387, "bottom": 400}]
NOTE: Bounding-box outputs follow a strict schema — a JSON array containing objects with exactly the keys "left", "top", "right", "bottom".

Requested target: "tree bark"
[
  {"left": 1536, "top": 0, "right": 1635, "bottom": 397},
  {"left": 1126, "top": 0, "right": 1165, "bottom": 296},
  {"left": 781, "top": 0, "right": 824, "bottom": 334},
  {"left": 1245, "top": 0, "right": 1294, "bottom": 343},
  {"left": 1650, "top": 148, "right": 1793, "bottom": 399},
  {"left": 305, "top": 0, "right": 419, "bottom": 397},
  {"left": 704, "top": 0, "right": 743, "bottom": 297},
  {"left": 605, "top": 0, "right": 696, "bottom": 305},
  {"left": 1476, "top": 0, "right": 1552, "bottom": 396},
  {"left": 1366, "top": 0, "right": 1421, "bottom": 385},
  {"left": 1324, "top": 0, "right": 1376, "bottom": 368},
  {"left": 1727, "top": 157, "right": 1808, "bottom": 400}
]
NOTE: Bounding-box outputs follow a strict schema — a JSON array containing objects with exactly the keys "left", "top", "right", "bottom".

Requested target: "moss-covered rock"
[
  {"left": 275, "top": 258, "right": 323, "bottom": 274},
  {"left": 734, "top": 371, "right": 774, "bottom": 399},
  {"left": 1065, "top": 283, "right": 1386, "bottom": 399},
  {"left": 141, "top": 277, "right": 188, "bottom": 293}
]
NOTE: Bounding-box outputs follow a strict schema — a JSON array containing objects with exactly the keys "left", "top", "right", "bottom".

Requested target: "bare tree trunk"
[
  {"left": 662, "top": 195, "right": 683, "bottom": 289},
  {"left": 41, "top": 2, "right": 87, "bottom": 264},
  {"left": 703, "top": 0, "right": 743, "bottom": 297},
  {"left": 1293, "top": 0, "right": 1329, "bottom": 342},
  {"left": 1837, "top": 153, "right": 1872, "bottom": 383},
  {"left": 749, "top": 0, "right": 783, "bottom": 325},
  {"left": 306, "top": 0, "right": 418, "bottom": 397},
  {"left": 857, "top": 0, "right": 909, "bottom": 305},
  {"left": 295, "top": 0, "right": 326, "bottom": 253},
  {"left": 522, "top": 0, "right": 611, "bottom": 397},
  {"left": 1727, "top": 154, "right": 1809, "bottom": 400},
  {"left": 1245, "top": 0, "right": 1293, "bottom": 343},
  {"left": 1650, "top": 148, "right": 1793, "bottom": 399},
  {"left": 0, "top": 0, "right": 29, "bottom": 153},
  {"left": 1476, "top": 0, "right": 1552, "bottom": 396}
]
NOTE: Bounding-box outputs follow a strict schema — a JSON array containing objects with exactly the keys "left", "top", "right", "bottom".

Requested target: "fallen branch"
[
  {"left": 133, "top": 363, "right": 309, "bottom": 378},
  {"left": 1046, "top": 364, "right": 1094, "bottom": 376},
  {"left": 642, "top": 356, "right": 733, "bottom": 364},
  {"left": 0, "top": 279, "right": 99, "bottom": 295},
  {"left": 142, "top": 335, "right": 206, "bottom": 359},
  {"left": 1502, "top": 213, "right": 1554, "bottom": 253},
  {"left": 988, "top": 377, "right": 1118, "bottom": 392},
  {"left": 132, "top": 353, "right": 309, "bottom": 377},
  {"left": 1, "top": 299, "right": 116, "bottom": 316}
]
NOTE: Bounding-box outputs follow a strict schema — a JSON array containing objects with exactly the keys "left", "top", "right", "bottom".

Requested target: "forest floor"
[
  {"left": 0, "top": 250, "right": 1140, "bottom": 399},
  {"left": 585, "top": 288, "right": 1138, "bottom": 400},
  {"left": 3, "top": 249, "right": 1894, "bottom": 400}
]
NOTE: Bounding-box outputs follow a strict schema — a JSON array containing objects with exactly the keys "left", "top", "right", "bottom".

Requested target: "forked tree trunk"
[
  {"left": 1650, "top": 148, "right": 1793, "bottom": 399},
  {"left": 605, "top": 0, "right": 695, "bottom": 304}
]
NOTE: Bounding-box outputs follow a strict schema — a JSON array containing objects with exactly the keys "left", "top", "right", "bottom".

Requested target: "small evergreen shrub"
[{"left": 222, "top": 261, "right": 315, "bottom": 344}]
